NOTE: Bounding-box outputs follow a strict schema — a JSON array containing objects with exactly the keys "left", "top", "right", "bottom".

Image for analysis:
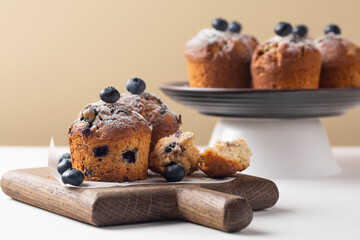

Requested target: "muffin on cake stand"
[{"left": 160, "top": 82, "right": 360, "bottom": 179}]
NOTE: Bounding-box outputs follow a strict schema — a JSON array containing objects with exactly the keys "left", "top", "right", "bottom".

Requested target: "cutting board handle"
[{"left": 176, "top": 186, "right": 253, "bottom": 232}]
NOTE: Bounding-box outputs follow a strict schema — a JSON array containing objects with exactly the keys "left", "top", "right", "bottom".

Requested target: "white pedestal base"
[{"left": 209, "top": 118, "right": 341, "bottom": 179}]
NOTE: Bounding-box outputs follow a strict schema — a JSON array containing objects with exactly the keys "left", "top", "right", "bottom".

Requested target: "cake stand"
[{"left": 160, "top": 82, "right": 360, "bottom": 179}]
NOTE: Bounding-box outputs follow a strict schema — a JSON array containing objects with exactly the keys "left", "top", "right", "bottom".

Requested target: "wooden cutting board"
[{"left": 1, "top": 167, "right": 279, "bottom": 232}]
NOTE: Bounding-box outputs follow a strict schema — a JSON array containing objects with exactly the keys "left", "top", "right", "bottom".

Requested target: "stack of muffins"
[
  {"left": 66, "top": 78, "right": 252, "bottom": 184},
  {"left": 68, "top": 79, "right": 183, "bottom": 183},
  {"left": 185, "top": 18, "right": 360, "bottom": 89}
]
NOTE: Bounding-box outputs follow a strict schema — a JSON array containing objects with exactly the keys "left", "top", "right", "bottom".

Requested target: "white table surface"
[{"left": 0, "top": 146, "right": 359, "bottom": 240}]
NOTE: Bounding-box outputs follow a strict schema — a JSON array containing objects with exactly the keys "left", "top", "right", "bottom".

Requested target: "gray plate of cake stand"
[{"left": 160, "top": 82, "right": 360, "bottom": 179}]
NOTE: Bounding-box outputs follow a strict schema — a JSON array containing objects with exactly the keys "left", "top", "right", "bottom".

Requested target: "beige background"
[{"left": 0, "top": 0, "right": 359, "bottom": 146}]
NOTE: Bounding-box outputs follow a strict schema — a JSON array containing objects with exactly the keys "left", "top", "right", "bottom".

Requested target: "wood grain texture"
[
  {"left": 201, "top": 173, "right": 279, "bottom": 210},
  {"left": 176, "top": 187, "right": 253, "bottom": 232},
  {"left": 1, "top": 167, "right": 279, "bottom": 232}
]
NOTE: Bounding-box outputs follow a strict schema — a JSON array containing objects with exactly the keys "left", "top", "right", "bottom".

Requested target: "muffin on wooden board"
[
  {"left": 149, "top": 131, "right": 201, "bottom": 176},
  {"left": 251, "top": 22, "right": 321, "bottom": 89},
  {"left": 68, "top": 100, "right": 152, "bottom": 182},
  {"left": 315, "top": 24, "right": 360, "bottom": 88},
  {"left": 199, "top": 138, "right": 252, "bottom": 178},
  {"left": 185, "top": 18, "right": 258, "bottom": 88}
]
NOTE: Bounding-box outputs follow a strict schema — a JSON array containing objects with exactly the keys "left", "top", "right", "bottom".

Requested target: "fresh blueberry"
[
  {"left": 324, "top": 24, "right": 341, "bottom": 35},
  {"left": 163, "top": 164, "right": 185, "bottom": 182},
  {"left": 57, "top": 158, "right": 72, "bottom": 175},
  {"left": 58, "top": 153, "right": 71, "bottom": 163},
  {"left": 126, "top": 77, "right": 146, "bottom": 95},
  {"left": 212, "top": 18, "right": 228, "bottom": 31},
  {"left": 274, "top": 22, "right": 292, "bottom": 37},
  {"left": 100, "top": 87, "right": 120, "bottom": 103},
  {"left": 293, "top": 25, "right": 308, "bottom": 38},
  {"left": 228, "top": 21, "right": 242, "bottom": 33},
  {"left": 61, "top": 168, "right": 84, "bottom": 186}
]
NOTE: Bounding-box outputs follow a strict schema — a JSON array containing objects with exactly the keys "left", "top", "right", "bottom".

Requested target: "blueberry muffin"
[
  {"left": 185, "top": 18, "right": 258, "bottom": 88},
  {"left": 251, "top": 22, "right": 321, "bottom": 89},
  {"left": 149, "top": 131, "right": 201, "bottom": 176},
  {"left": 315, "top": 24, "right": 360, "bottom": 88},
  {"left": 68, "top": 100, "right": 152, "bottom": 182},
  {"left": 118, "top": 91, "right": 181, "bottom": 151},
  {"left": 199, "top": 138, "right": 252, "bottom": 178}
]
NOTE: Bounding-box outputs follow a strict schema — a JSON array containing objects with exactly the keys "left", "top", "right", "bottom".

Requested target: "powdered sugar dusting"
[
  {"left": 186, "top": 28, "right": 254, "bottom": 48},
  {"left": 266, "top": 35, "right": 317, "bottom": 52},
  {"left": 185, "top": 28, "right": 255, "bottom": 59},
  {"left": 186, "top": 28, "right": 236, "bottom": 47},
  {"left": 119, "top": 92, "right": 178, "bottom": 120},
  {"left": 315, "top": 33, "right": 352, "bottom": 48},
  {"left": 77, "top": 101, "right": 152, "bottom": 134}
]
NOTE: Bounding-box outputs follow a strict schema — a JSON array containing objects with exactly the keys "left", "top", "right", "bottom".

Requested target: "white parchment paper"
[{"left": 48, "top": 138, "right": 234, "bottom": 188}]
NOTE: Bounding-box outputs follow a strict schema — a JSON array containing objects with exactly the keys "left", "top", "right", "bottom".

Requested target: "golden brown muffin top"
[
  {"left": 252, "top": 35, "right": 320, "bottom": 69},
  {"left": 185, "top": 28, "right": 257, "bottom": 62},
  {"left": 118, "top": 92, "right": 181, "bottom": 127},
  {"left": 68, "top": 101, "right": 152, "bottom": 141},
  {"left": 315, "top": 33, "right": 360, "bottom": 66}
]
